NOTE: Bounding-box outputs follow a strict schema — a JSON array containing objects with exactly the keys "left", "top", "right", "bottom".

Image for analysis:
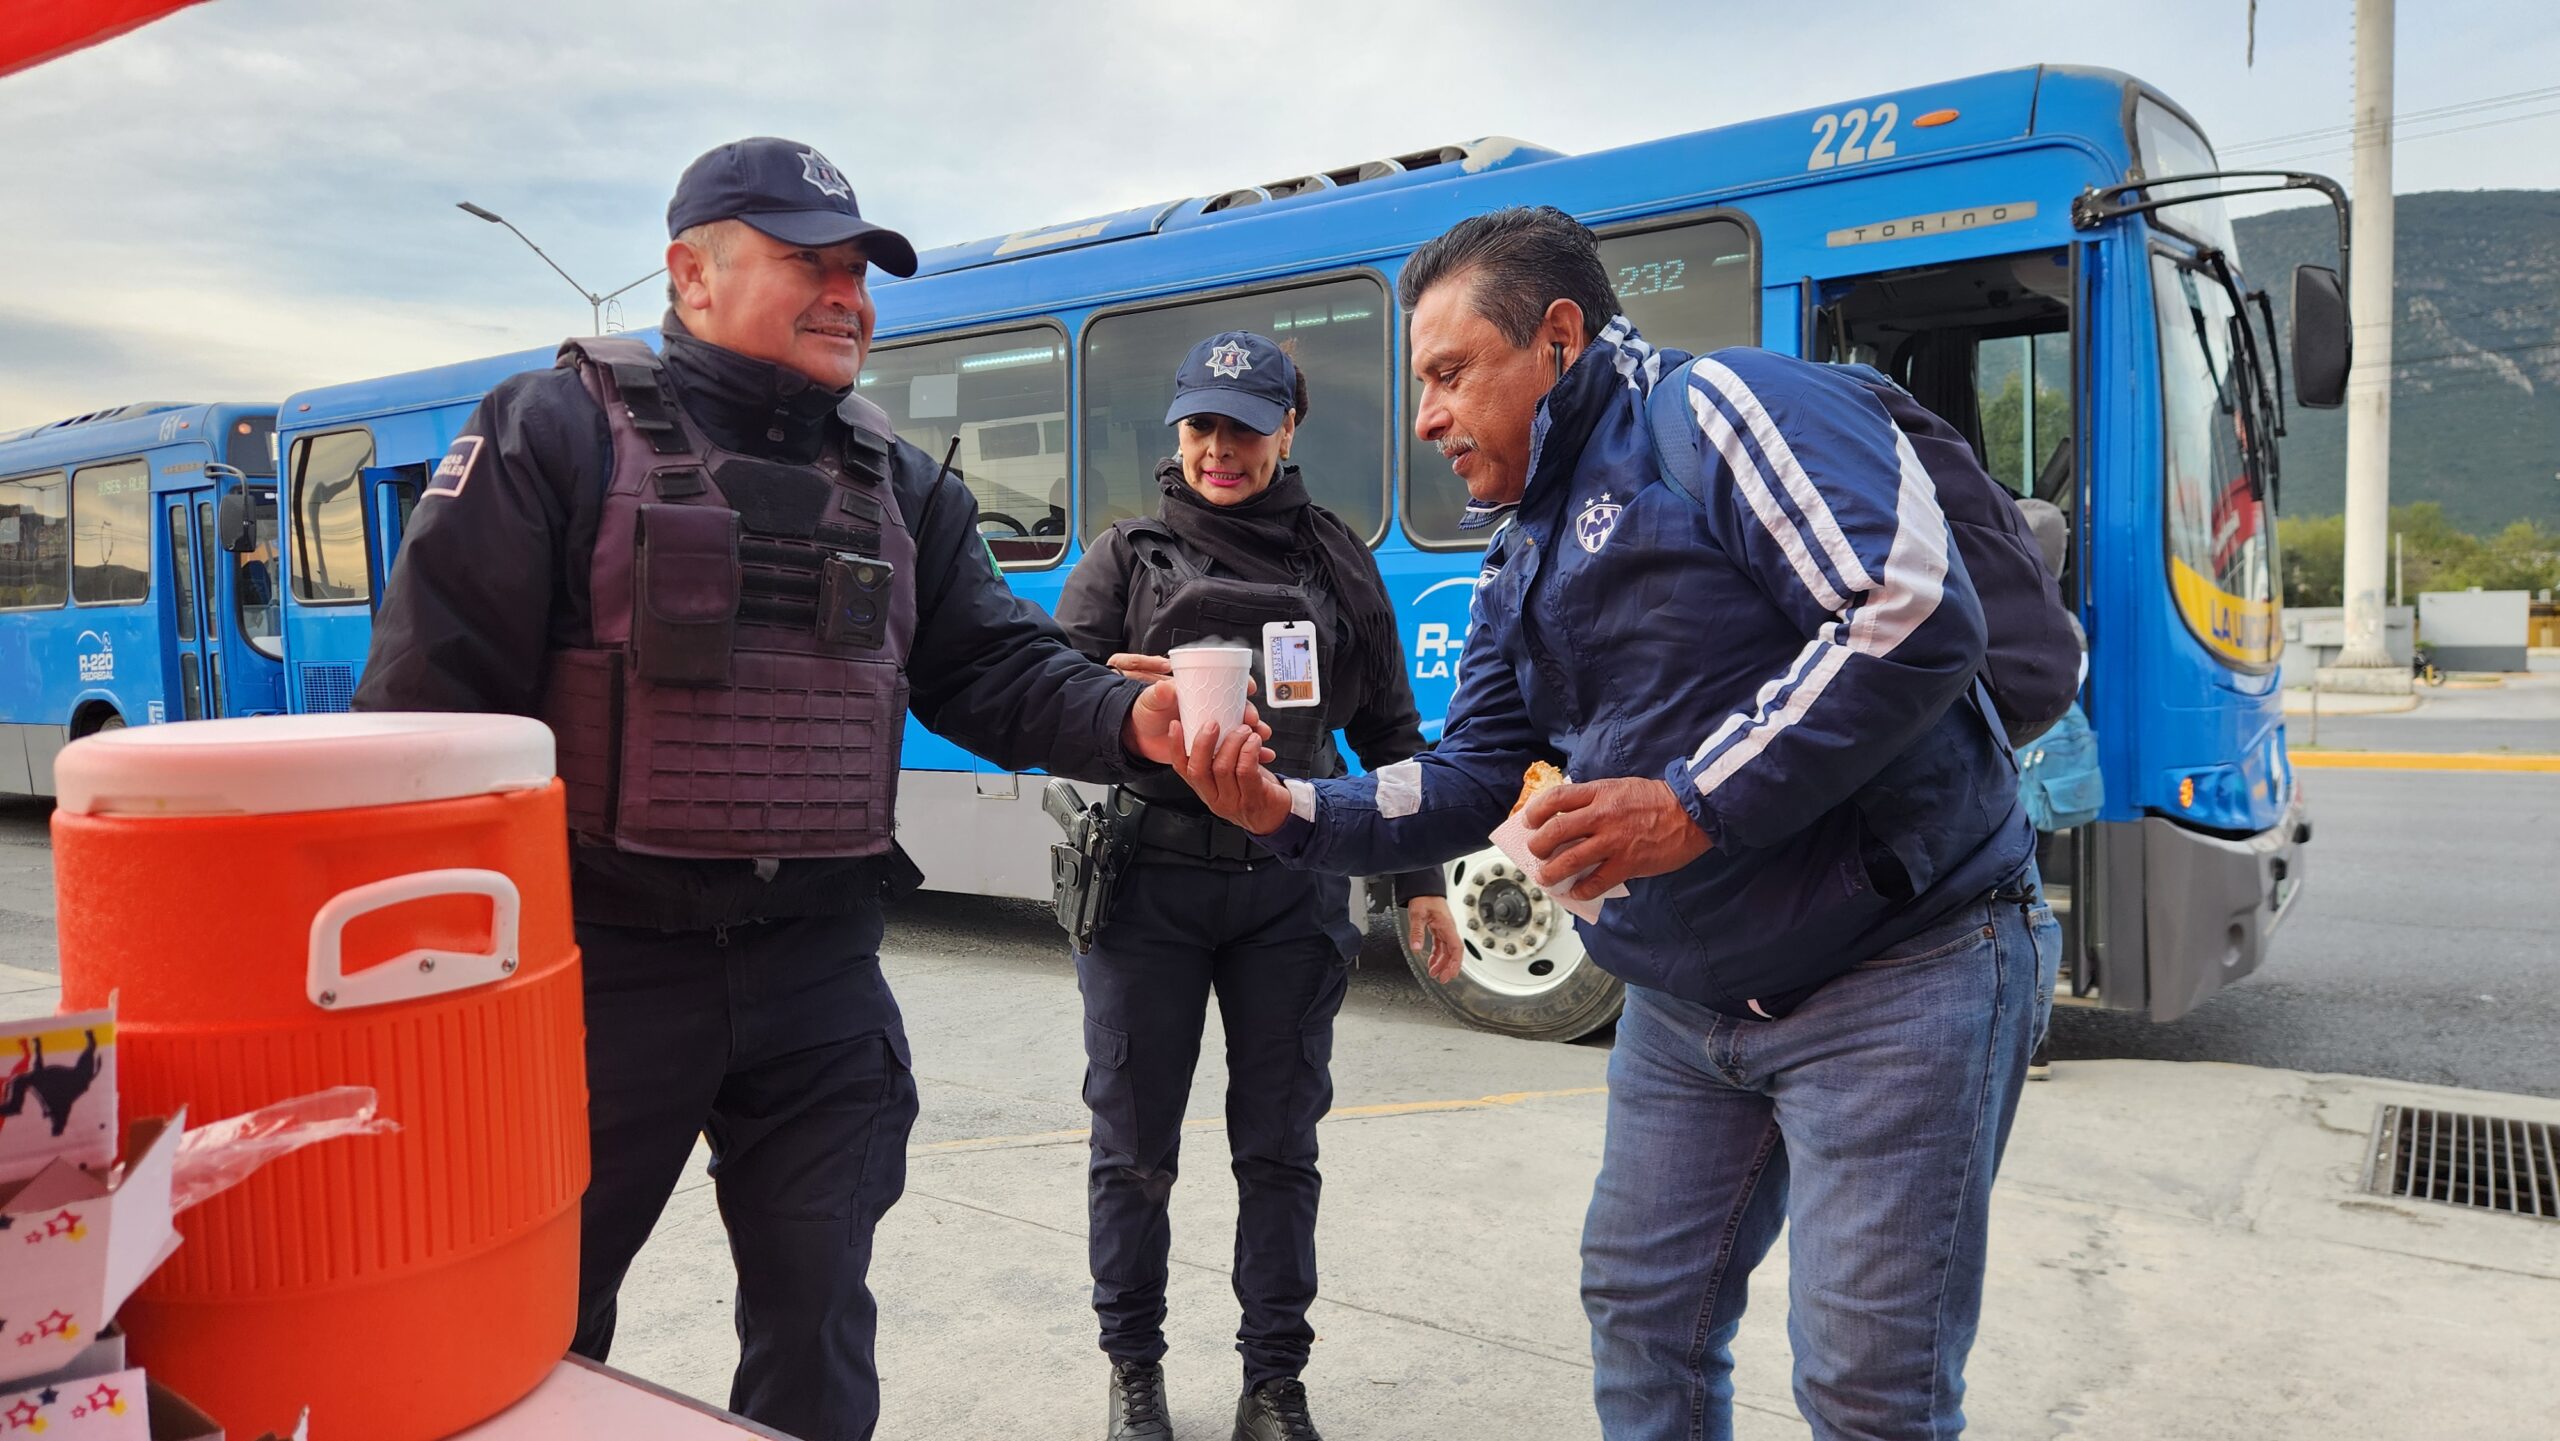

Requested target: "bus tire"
[
  {"left": 1397, "top": 845, "right": 1623, "bottom": 1043},
  {"left": 73, "top": 706, "right": 125, "bottom": 737}
]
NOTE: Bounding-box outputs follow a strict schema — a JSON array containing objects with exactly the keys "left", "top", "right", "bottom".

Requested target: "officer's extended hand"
[
  {"left": 1406, "top": 896, "right": 1463, "bottom": 983},
  {"left": 1173, "top": 714, "right": 1294, "bottom": 835},
  {"left": 1126, "top": 678, "right": 1276, "bottom": 771},
  {"left": 1106, "top": 653, "right": 1173, "bottom": 684},
  {"left": 1525, "top": 778, "right": 1712, "bottom": 902}
]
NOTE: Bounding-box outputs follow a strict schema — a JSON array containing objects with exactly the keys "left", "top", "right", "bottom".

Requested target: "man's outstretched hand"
[{"left": 1168, "top": 708, "right": 1295, "bottom": 835}]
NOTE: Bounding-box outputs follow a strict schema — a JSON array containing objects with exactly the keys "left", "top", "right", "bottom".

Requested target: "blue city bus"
[
  {"left": 0, "top": 401, "right": 285, "bottom": 791},
  {"left": 260, "top": 63, "right": 2345, "bottom": 1041},
  {"left": 271, "top": 345, "right": 557, "bottom": 712}
]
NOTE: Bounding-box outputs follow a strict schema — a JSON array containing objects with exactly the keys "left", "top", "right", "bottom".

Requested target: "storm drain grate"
[{"left": 2362, "top": 1105, "right": 2559, "bottom": 1219}]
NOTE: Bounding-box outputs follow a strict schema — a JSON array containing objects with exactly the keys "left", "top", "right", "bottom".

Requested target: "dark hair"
[
  {"left": 1397, "top": 205, "right": 1617, "bottom": 346},
  {"left": 1282, "top": 341, "right": 1313, "bottom": 422}
]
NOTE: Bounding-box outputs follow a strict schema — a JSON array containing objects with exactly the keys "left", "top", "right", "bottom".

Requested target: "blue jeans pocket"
[
  {"left": 1853, "top": 909, "right": 1997, "bottom": 971},
  {"left": 2027, "top": 902, "right": 2061, "bottom": 1048}
]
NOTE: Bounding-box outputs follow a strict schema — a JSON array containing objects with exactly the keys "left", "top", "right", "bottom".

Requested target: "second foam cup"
[{"left": 1167, "top": 644, "right": 1252, "bottom": 757}]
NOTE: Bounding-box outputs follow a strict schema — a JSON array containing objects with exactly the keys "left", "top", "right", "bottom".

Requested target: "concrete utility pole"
[{"left": 2322, "top": 0, "right": 2412, "bottom": 692}]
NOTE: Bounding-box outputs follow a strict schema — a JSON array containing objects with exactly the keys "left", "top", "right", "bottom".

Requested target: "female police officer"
[{"left": 1054, "top": 330, "right": 1460, "bottom": 1441}]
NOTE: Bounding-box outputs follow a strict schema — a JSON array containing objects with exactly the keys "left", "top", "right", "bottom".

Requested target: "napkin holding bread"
[{"left": 1487, "top": 761, "right": 1630, "bottom": 924}]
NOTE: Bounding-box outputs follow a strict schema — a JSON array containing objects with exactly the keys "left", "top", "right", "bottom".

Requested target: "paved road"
[
  {"left": 2046, "top": 766, "right": 2560, "bottom": 1097},
  {"left": 6, "top": 705, "right": 2554, "bottom": 1098}
]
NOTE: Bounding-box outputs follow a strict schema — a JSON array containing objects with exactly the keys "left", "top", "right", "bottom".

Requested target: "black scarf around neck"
[
  {"left": 1153, "top": 459, "right": 1401, "bottom": 698},
  {"left": 656, "top": 309, "right": 847, "bottom": 461}
]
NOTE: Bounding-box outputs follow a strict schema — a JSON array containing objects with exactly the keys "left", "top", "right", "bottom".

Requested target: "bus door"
[
  {"left": 162, "top": 489, "right": 222, "bottom": 720},
  {"left": 362, "top": 464, "right": 425, "bottom": 606},
  {"left": 1808, "top": 245, "right": 2093, "bottom": 980},
  {"left": 211, "top": 480, "right": 287, "bottom": 716}
]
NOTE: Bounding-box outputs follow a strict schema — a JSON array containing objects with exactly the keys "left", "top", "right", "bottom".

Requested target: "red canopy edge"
[{"left": 1, "top": 0, "right": 215, "bottom": 81}]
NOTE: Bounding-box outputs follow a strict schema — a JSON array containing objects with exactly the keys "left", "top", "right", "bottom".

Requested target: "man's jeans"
[{"left": 1582, "top": 880, "right": 2060, "bottom": 1441}]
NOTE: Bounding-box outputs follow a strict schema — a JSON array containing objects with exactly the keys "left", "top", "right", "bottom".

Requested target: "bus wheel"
[
  {"left": 1398, "top": 846, "right": 1623, "bottom": 1043},
  {"left": 74, "top": 707, "right": 125, "bottom": 736}
]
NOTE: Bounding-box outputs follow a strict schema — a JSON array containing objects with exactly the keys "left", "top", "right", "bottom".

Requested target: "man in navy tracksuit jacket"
[{"left": 1175, "top": 208, "right": 2058, "bottom": 1441}]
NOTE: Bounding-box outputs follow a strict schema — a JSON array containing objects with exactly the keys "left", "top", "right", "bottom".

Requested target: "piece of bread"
[{"left": 1513, "top": 760, "right": 1567, "bottom": 815}]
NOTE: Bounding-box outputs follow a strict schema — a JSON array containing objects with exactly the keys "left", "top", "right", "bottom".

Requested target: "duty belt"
[{"left": 1110, "top": 788, "right": 1261, "bottom": 865}]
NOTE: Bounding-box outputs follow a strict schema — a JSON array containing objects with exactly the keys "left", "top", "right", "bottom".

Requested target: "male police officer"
[
  {"left": 1175, "top": 207, "right": 2061, "bottom": 1440},
  {"left": 354, "top": 138, "right": 1201, "bottom": 1441}
]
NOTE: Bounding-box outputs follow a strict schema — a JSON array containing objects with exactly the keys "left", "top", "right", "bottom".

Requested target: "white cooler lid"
[{"left": 53, "top": 712, "right": 557, "bottom": 817}]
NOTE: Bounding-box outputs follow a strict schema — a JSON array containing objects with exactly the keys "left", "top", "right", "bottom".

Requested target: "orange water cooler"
[{"left": 51, "top": 713, "right": 589, "bottom": 1440}]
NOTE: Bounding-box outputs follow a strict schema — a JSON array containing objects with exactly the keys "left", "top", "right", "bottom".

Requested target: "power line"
[
  {"left": 2221, "top": 83, "right": 2560, "bottom": 154},
  {"left": 2243, "top": 104, "right": 2560, "bottom": 170}
]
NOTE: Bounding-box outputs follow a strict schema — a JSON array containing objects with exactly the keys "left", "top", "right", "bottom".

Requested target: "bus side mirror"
[
  {"left": 2290, "top": 264, "right": 2350, "bottom": 410},
  {"left": 216, "top": 491, "right": 258, "bottom": 552}
]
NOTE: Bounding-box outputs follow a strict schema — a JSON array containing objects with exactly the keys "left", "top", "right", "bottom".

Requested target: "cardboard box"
[
  {"left": 0, "top": 1332, "right": 226, "bottom": 1440},
  {"left": 1, "top": 1007, "right": 182, "bottom": 1389},
  {"left": 2, "top": 1011, "right": 301, "bottom": 1440},
  {"left": 1, "top": 1009, "right": 117, "bottom": 1179}
]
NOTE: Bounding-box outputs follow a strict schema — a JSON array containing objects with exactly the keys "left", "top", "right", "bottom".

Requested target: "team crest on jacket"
[
  {"left": 1205, "top": 341, "right": 1254, "bottom": 379},
  {"left": 799, "top": 149, "right": 852, "bottom": 200},
  {"left": 1575, "top": 494, "right": 1622, "bottom": 553}
]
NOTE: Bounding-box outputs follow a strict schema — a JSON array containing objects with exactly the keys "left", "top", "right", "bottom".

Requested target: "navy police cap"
[
  {"left": 667, "top": 137, "right": 918, "bottom": 278},
  {"left": 1164, "top": 331, "right": 1297, "bottom": 435}
]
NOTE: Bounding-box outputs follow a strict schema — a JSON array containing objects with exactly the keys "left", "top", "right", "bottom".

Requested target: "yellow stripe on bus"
[{"left": 2169, "top": 556, "right": 2282, "bottom": 668}]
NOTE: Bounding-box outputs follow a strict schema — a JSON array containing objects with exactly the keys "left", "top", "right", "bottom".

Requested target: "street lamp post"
[{"left": 456, "top": 202, "right": 665, "bottom": 334}]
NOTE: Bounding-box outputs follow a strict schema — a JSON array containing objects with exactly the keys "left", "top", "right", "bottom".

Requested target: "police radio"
[{"left": 819, "top": 552, "right": 895, "bottom": 650}]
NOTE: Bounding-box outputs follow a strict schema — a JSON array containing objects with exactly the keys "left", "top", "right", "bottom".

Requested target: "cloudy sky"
[{"left": 4, "top": 0, "right": 2556, "bottom": 428}]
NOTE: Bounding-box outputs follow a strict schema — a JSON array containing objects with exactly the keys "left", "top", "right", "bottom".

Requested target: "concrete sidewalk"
[
  {"left": 8, "top": 942, "right": 2556, "bottom": 1439},
  {"left": 2289, "top": 669, "right": 2560, "bottom": 754}
]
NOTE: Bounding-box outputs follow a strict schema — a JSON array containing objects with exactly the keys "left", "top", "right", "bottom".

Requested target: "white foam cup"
[{"left": 1167, "top": 644, "right": 1253, "bottom": 756}]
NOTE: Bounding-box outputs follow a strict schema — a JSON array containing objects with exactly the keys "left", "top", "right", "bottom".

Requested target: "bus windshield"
[{"left": 2155, "top": 252, "right": 2278, "bottom": 670}]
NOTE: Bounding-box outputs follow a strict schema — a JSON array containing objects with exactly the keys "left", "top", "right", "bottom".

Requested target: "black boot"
[
  {"left": 1107, "top": 1359, "right": 1171, "bottom": 1441},
  {"left": 1231, "top": 1378, "right": 1322, "bottom": 1441}
]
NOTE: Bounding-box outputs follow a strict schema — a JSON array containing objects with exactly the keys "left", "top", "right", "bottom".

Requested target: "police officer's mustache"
[
  {"left": 801, "top": 311, "right": 865, "bottom": 336},
  {"left": 1437, "top": 433, "right": 1478, "bottom": 462}
]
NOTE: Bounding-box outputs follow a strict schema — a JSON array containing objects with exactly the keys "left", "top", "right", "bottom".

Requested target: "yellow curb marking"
[
  {"left": 915, "top": 1085, "right": 1608, "bottom": 1155},
  {"left": 2291, "top": 751, "right": 2560, "bottom": 773}
]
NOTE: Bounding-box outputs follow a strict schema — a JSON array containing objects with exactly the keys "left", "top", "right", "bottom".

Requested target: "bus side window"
[
  {"left": 1974, "top": 332, "right": 2072, "bottom": 503},
  {"left": 71, "top": 459, "right": 152, "bottom": 605},
  {"left": 288, "top": 429, "right": 376, "bottom": 604},
  {"left": 859, "top": 326, "right": 1072, "bottom": 569},
  {"left": 0, "top": 471, "right": 69, "bottom": 610},
  {"left": 236, "top": 487, "right": 283, "bottom": 658},
  {"left": 1083, "top": 276, "right": 1391, "bottom": 547},
  {"left": 1403, "top": 215, "right": 1755, "bottom": 547}
]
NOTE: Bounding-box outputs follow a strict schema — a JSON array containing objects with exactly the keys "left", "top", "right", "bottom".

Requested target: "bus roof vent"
[
  {"left": 1264, "top": 174, "right": 1336, "bottom": 201},
  {"left": 1283, "top": 137, "right": 1559, "bottom": 201},
  {"left": 1168, "top": 136, "right": 1563, "bottom": 233},
  {"left": 912, "top": 136, "right": 1565, "bottom": 272},
  {"left": 1203, "top": 186, "right": 1273, "bottom": 215},
  {"left": 36, "top": 401, "right": 194, "bottom": 433}
]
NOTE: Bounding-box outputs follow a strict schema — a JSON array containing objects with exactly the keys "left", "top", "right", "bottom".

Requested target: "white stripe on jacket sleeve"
[{"left": 1679, "top": 394, "right": 1952, "bottom": 805}]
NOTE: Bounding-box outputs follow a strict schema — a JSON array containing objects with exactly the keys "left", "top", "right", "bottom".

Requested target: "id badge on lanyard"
[{"left": 1262, "top": 619, "right": 1322, "bottom": 708}]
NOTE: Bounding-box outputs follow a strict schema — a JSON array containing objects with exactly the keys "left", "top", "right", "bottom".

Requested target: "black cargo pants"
[
  {"left": 570, "top": 906, "right": 918, "bottom": 1441},
  {"left": 1077, "top": 854, "right": 1361, "bottom": 1389}
]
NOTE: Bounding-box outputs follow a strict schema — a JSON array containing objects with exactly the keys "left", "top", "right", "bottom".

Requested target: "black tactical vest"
[
  {"left": 537, "top": 336, "right": 918, "bottom": 860},
  {"left": 1115, "top": 518, "right": 1341, "bottom": 805}
]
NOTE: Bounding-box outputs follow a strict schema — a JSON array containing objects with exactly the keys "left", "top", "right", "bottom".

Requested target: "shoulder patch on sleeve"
[{"left": 424, "top": 435, "right": 484, "bottom": 500}]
